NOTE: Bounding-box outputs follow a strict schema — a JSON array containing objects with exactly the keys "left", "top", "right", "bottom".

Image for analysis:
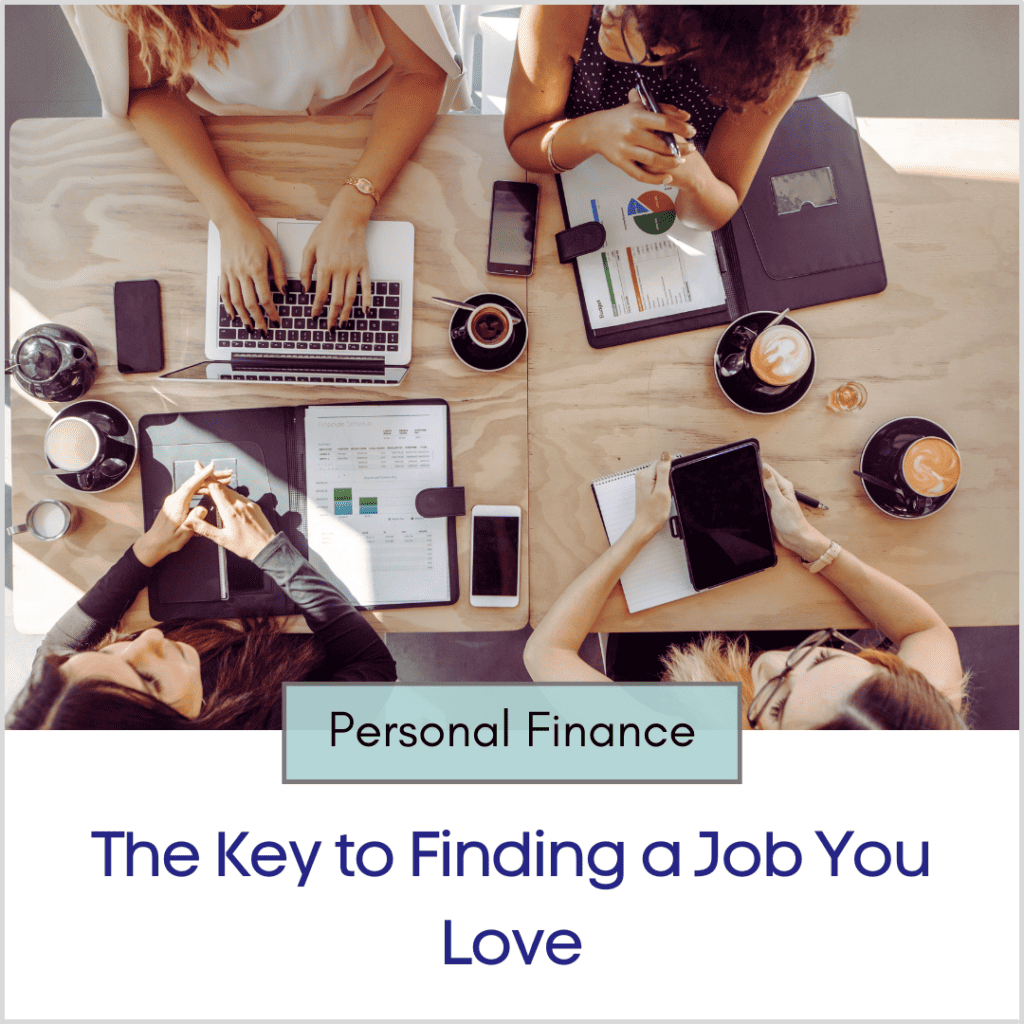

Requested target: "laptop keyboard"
[{"left": 217, "top": 279, "right": 402, "bottom": 354}]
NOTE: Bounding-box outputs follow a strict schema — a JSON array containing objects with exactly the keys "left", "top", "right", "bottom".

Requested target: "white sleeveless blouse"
[{"left": 187, "top": 5, "right": 388, "bottom": 115}]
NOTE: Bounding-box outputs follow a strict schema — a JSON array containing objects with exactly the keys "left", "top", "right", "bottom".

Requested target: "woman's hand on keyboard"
[
  {"left": 302, "top": 190, "right": 374, "bottom": 328},
  {"left": 218, "top": 208, "right": 287, "bottom": 332}
]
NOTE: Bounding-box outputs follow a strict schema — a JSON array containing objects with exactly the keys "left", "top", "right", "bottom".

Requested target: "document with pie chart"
[{"left": 559, "top": 155, "right": 726, "bottom": 330}]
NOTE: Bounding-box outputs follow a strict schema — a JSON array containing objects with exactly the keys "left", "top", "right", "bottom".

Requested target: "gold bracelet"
[
  {"left": 546, "top": 135, "right": 572, "bottom": 175},
  {"left": 343, "top": 177, "right": 381, "bottom": 206}
]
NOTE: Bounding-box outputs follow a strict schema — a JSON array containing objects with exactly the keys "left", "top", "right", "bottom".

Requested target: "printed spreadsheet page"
[
  {"left": 303, "top": 404, "right": 450, "bottom": 606},
  {"left": 561, "top": 155, "right": 726, "bottom": 330}
]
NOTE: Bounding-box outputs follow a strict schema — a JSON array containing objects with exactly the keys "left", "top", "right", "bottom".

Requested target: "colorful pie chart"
[{"left": 627, "top": 190, "right": 676, "bottom": 234}]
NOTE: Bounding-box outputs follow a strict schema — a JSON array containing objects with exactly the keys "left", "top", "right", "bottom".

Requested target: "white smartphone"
[{"left": 469, "top": 504, "right": 522, "bottom": 607}]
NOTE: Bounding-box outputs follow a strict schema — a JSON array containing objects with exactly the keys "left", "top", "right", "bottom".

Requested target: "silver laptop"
[{"left": 161, "top": 217, "right": 414, "bottom": 386}]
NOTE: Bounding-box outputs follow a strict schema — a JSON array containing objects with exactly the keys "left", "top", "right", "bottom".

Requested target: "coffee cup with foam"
[
  {"left": 749, "top": 324, "right": 813, "bottom": 388},
  {"left": 44, "top": 416, "right": 107, "bottom": 474},
  {"left": 453, "top": 303, "right": 514, "bottom": 349},
  {"left": 897, "top": 436, "right": 962, "bottom": 498}
]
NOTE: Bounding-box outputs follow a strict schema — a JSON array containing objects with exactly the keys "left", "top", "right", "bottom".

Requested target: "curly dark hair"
[{"left": 623, "top": 5, "right": 857, "bottom": 111}]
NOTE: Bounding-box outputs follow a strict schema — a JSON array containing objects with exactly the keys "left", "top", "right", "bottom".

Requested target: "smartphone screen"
[
  {"left": 114, "top": 279, "right": 164, "bottom": 373},
  {"left": 670, "top": 442, "right": 776, "bottom": 592},
  {"left": 471, "top": 513, "right": 521, "bottom": 598},
  {"left": 487, "top": 181, "right": 539, "bottom": 277}
]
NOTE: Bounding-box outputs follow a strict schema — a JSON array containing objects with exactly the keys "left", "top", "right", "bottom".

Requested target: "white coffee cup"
[
  {"left": 457, "top": 303, "right": 514, "bottom": 349},
  {"left": 8, "top": 499, "right": 76, "bottom": 540},
  {"left": 44, "top": 417, "right": 104, "bottom": 472}
]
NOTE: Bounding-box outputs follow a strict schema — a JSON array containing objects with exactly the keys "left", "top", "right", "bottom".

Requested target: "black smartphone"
[
  {"left": 668, "top": 439, "right": 777, "bottom": 593},
  {"left": 114, "top": 279, "right": 164, "bottom": 373},
  {"left": 487, "top": 180, "right": 539, "bottom": 277}
]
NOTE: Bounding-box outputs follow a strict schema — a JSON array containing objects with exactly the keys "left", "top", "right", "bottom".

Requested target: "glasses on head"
[{"left": 746, "top": 628, "right": 865, "bottom": 729}]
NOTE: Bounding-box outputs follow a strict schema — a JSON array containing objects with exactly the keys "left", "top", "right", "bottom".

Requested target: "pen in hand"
[
  {"left": 634, "top": 76, "right": 681, "bottom": 159},
  {"left": 795, "top": 490, "right": 829, "bottom": 511}
]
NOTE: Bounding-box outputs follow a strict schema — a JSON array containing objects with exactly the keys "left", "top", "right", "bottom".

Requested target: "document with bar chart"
[
  {"left": 559, "top": 154, "right": 726, "bottom": 331},
  {"left": 303, "top": 403, "right": 451, "bottom": 606}
]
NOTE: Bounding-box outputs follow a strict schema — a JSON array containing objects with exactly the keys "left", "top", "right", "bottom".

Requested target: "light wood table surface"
[
  {"left": 526, "top": 118, "right": 1019, "bottom": 631},
  {"left": 9, "top": 114, "right": 529, "bottom": 635}
]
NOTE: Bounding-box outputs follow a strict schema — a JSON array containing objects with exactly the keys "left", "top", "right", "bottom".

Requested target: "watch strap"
[
  {"left": 343, "top": 177, "right": 381, "bottom": 206},
  {"left": 803, "top": 539, "right": 842, "bottom": 573}
]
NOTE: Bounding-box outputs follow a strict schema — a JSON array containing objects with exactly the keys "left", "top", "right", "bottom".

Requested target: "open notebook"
[{"left": 591, "top": 458, "right": 695, "bottom": 613}]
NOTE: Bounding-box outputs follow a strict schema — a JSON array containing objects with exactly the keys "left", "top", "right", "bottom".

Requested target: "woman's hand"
[
  {"left": 761, "top": 463, "right": 829, "bottom": 561},
  {"left": 582, "top": 90, "right": 696, "bottom": 184},
  {"left": 132, "top": 461, "right": 233, "bottom": 567},
  {"left": 630, "top": 451, "right": 674, "bottom": 541},
  {"left": 187, "top": 480, "right": 278, "bottom": 560},
  {"left": 217, "top": 207, "right": 287, "bottom": 332},
  {"left": 301, "top": 189, "right": 375, "bottom": 328}
]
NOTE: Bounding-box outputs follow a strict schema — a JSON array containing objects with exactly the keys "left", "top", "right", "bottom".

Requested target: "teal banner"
[{"left": 284, "top": 683, "right": 740, "bottom": 783}]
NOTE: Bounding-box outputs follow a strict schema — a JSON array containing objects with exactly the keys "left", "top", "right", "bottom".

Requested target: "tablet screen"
[{"left": 670, "top": 442, "right": 777, "bottom": 592}]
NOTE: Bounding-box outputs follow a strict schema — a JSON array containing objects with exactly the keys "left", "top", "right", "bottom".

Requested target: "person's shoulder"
[{"left": 521, "top": 4, "right": 591, "bottom": 53}]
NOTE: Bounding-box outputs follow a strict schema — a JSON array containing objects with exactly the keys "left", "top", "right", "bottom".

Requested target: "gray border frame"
[{"left": 282, "top": 681, "right": 743, "bottom": 784}]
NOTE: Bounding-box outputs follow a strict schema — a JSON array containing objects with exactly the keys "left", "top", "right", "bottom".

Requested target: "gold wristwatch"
[{"left": 343, "top": 177, "right": 381, "bottom": 206}]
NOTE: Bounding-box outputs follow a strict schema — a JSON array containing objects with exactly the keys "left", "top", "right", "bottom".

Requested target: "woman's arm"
[
  {"left": 189, "top": 481, "right": 396, "bottom": 680},
  {"left": 35, "top": 462, "right": 229, "bottom": 658},
  {"left": 524, "top": 453, "right": 673, "bottom": 682},
  {"left": 125, "top": 38, "right": 286, "bottom": 332},
  {"left": 252, "top": 535, "right": 397, "bottom": 681},
  {"left": 504, "top": 6, "right": 692, "bottom": 185},
  {"left": 762, "top": 464, "right": 964, "bottom": 706},
  {"left": 667, "top": 71, "right": 808, "bottom": 231},
  {"left": 302, "top": 6, "right": 447, "bottom": 328}
]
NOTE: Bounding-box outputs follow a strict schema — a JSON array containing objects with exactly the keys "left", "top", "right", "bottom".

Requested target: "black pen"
[
  {"left": 795, "top": 490, "right": 829, "bottom": 510},
  {"left": 634, "top": 76, "right": 681, "bottom": 159}
]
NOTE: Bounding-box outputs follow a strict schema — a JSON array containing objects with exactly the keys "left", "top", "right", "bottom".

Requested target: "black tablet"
[{"left": 668, "top": 439, "right": 777, "bottom": 592}]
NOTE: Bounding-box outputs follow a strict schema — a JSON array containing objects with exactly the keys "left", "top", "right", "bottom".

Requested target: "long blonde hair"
[
  {"left": 659, "top": 635, "right": 968, "bottom": 730},
  {"left": 102, "top": 5, "right": 240, "bottom": 87}
]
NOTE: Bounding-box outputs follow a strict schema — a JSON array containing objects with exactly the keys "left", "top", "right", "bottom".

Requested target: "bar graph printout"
[
  {"left": 304, "top": 404, "right": 450, "bottom": 606},
  {"left": 560, "top": 155, "right": 726, "bottom": 330}
]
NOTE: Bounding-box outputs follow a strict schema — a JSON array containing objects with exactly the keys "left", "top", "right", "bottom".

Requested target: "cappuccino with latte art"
[
  {"left": 901, "top": 437, "right": 961, "bottom": 497},
  {"left": 749, "top": 325, "right": 813, "bottom": 387}
]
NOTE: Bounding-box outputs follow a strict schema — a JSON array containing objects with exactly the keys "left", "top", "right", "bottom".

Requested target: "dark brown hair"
[
  {"left": 10, "top": 618, "right": 324, "bottom": 730},
  {"left": 622, "top": 5, "right": 857, "bottom": 111}
]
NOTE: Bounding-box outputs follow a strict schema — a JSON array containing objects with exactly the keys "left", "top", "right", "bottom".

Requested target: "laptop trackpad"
[{"left": 276, "top": 221, "right": 317, "bottom": 279}]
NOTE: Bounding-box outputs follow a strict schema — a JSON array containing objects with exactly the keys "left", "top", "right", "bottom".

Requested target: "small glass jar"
[{"left": 826, "top": 381, "right": 868, "bottom": 412}]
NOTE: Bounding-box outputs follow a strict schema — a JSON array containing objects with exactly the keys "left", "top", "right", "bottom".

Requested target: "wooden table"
[
  {"left": 9, "top": 115, "right": 529, "bottom": 634},
  {"left": 526, "top": 119, "right": 1019, "bottom": 631}
]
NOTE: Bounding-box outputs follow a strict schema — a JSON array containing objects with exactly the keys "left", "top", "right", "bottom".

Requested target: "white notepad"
[{"left": 591, "top": 459, "right": 697, "bottom": 613}]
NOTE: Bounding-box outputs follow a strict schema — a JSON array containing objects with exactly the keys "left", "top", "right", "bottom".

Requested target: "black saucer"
[
  {"left": 713, "top": 311, "right": 815, "bottom": 414},
  {"left": 449, "top": 293, "right": 528, "bottom": 372},
  {"left": 860, "top": 416, "right": 958, "bottom": 519},
  {"left": 46, "top": 399, "right": 138, "bottom": 493}
]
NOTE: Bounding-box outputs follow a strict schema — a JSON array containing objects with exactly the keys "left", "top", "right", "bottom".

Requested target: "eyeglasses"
[
  {"left": 617, "top": 9, "right": 688, "bottom": 73},
  {"left": 746, "top": 628, "right": 865, "bottom": 729}
]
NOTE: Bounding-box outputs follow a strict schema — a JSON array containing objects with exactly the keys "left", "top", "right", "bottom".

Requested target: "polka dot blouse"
[{"left": 564, "top": 10, "right": 724, "bottom": 146}]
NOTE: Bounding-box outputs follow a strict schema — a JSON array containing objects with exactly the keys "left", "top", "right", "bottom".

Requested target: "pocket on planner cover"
[{"left": 739, "top": 98, "right": 883, "bottom": 281}]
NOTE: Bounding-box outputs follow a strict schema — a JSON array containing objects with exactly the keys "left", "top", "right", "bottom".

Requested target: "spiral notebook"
[{"left": 591, "top": 457, "right": 696, "bottom": 613}]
